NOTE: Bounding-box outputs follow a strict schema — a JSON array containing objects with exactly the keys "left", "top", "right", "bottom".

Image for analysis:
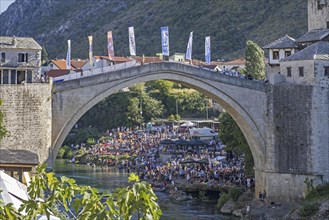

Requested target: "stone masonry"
[{"left": 0, "top": 83, "right": 52, "bottom": 163}]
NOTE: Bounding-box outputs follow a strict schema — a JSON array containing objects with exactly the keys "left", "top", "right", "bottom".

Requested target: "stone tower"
[{"left": 308, "top": 0, "right": 329, "bottom": 30}]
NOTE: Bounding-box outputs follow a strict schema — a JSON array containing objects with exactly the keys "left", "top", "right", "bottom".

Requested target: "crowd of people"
[{"left": 68, "top": 126, "right": 254, "bottom": 195}]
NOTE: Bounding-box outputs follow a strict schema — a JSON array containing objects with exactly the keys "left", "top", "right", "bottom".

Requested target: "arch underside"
[{"left": 51, "top": 70, "right": 266, "bottom": 169}]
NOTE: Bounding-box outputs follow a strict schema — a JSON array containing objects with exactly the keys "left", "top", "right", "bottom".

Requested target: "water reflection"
[{"left": 54, "top": 160, "right": 235, "bottom": 220}]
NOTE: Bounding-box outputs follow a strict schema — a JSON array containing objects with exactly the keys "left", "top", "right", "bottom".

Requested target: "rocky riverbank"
[{"left": 219, "top": 187, "right": 329, "bottom": 220}]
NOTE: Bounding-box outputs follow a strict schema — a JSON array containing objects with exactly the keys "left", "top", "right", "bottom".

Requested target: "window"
[
  {"left": 10, "top": 70, "right": 16, "bottom": 84},
  {"left": 284, "top": 51, "right": 291, "bottom": 58},
  {"left": 287, "top": 67, "right": 292, "bottom": 77},
  {"left": 1, "top": 52, "right": 5, "bottom": 62},
  {"left": 27, "top": 71, "right": 32, "bottom": 83},
  {"left": 272, "top": 51, "right": 279, "bottom": 60},
  {"left": 2, "top": 70, "right": 9, "bottom": 84},
  {"left": 325, "top": 66, "right": 329, "bottom": 77},
  {"left": 299, "top": 67, "right": 304, "bottom": 77},
  {"left": 18, "top": 53, "right": 28, "bottom": 62},
  {"left": 17, "top": 71, "right": 25, "bottom": 84},
  {"left": 327, "top": 21, "right": 329, "bottom": 29}
]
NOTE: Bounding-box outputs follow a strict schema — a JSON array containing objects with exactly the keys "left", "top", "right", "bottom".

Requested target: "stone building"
[
  {"left": 264, "top": 0, "right": 329, "bottom": 85},
  {"left": 0, "top": 36, "right": 42, "bottom": 84}
]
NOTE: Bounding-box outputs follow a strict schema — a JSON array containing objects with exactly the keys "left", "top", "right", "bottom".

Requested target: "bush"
[
  {"left": 305, "top": 182, "right": 329, "bottom": 201},
  {"left": 217, "top": 193, "right": 230, "bottom": 209},
  {"left": 229, "top": 187, "right": 244, "bottom": 201},
  {"left": 300, "top": 202, "right": 319, "bottom": 217}
]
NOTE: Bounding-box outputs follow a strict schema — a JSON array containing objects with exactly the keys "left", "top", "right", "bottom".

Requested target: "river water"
[{"left": 54, "top": 160, "right": 235, "bottom": 220}]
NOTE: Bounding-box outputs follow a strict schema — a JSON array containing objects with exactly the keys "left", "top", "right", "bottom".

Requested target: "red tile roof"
[
  {"left": 50, "top": 60, "right": 67, "bottom": 70},
  {"left": 50, "top": 59, "right": 88, "bottom": 70},
  {"left": 71, "top": 60, "right": 88, "bottom": 69},
  {"left": 95, "top": 56, "right": 131, "bottom": 63},
  {"left": 46, "top": 69, "right": 70, "bottom": 77},
  {"left": 130, "top": 56, "right": 163, "bottom": 63}
]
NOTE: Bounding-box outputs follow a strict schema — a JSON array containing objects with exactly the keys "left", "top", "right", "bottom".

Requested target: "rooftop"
[
  {"left": 0, "top": 36, "right": 42, "bottom": 50},
  {"left": 296, "top": 29, "right": 329, "bottom": 43},
  {"left": 282, "top": 41, "right": 329, "bottom": 61},
  {"left": 263, "top": 35, "right": 298, "bottom": 49},
  {"left": 0, "top": 149, "right": 39, "bottom": 165}
]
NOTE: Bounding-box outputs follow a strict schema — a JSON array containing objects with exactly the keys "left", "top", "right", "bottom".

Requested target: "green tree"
[
  {"left": 219, "top": 112, "right": 254, "bottom": 176},
  {"left": 41, "top": 45, "right": 49, "bottom": 66},
  {"left": 127, "top": 97, "right": 143, "bottom": 127},
  {"left": 1, "top": 164, "right": 162, "bottom": 220},
  {"left": 245, "top": 40, "right": 266, "bottom": 80},
  {"left": 0, "top": 100, "right": 8, "bottom": 142}
]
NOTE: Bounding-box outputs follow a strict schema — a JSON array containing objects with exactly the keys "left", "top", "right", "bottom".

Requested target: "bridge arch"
[{"left": 51, "top": 63, "right": 267, "bottom": 173}]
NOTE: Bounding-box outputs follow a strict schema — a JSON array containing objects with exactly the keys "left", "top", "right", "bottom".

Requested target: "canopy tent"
[
  {"left": 174, "top": 139, "right": 190, "bottom": 145},
  {"left": 188, "top": 139, "right": 208, "bottom": 146},
  {"left": 180, "top": 157, "right": 209, "bottom": 164},
  {"left": 160, "top": 139, "right": 175, "bottom": 145},
  {"left": 179, "top": 121, "right": 196, "bottom": 128}
]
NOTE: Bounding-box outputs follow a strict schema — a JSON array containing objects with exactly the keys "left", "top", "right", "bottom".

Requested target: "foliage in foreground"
[{"left": 0, "top": 164, "right": 162, "bottom": 220}]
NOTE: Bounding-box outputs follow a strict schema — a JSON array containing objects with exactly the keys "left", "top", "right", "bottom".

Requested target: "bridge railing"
[{"left": 53, "top": 60, "right": 139, "bottom": 82}]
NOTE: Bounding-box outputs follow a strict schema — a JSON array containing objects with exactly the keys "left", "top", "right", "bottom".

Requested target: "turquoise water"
[{"left": 54, "top": 160, "right": 235, "bottom": 220}]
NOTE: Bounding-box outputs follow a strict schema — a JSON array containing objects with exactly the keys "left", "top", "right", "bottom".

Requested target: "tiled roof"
[
  {"left": 296, "top": 29, "right": 329, "bottom": 43},
  {"left": 46, "top": 69, "right": 70, "bottom": 77},
  {"left": 50, "top": 59, "right": 87, "bottom": 70},
  {"left": 71, "top": 60, "right": 87, "bottom": 69},
  {"left": 0, "top": 149, "right": 39, "bottom": 165},
  {"left": 263, "top": 35, "right": 298, "bottom": 49},
  {"left": 51, "top": 60, "right": 67, "bottom": 69},
  {"left": 224, "top": 58, "right": 246, "bottom": 65},
  {"left": 130, "top": 56, "right": 163, "bottom": 63},
  {"left": 95, "top": 56, "right": 131, "bottom": 62},
  {"left": 282, "top": 41, "right": 329, "bottom": 61},
  {"left": 0, "top": 36, "right": 42, "bottom": 50}
]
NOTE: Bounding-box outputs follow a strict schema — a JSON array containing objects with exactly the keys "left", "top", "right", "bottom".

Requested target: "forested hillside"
[{"left": 0, "top": 0, "right": 307, "bottom": 60}]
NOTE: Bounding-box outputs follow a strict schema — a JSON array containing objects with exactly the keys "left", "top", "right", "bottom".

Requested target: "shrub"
[
  {"left": 229, "top": 187, "right": 244, "bottom": 201},
  {"left": 217, "top": 193, "right": 230, "bottom": 209},
  {"left": 305, "top": 182, "right": 329, "bottom": 201},
  {"left": 300, "top": 202, "right": 319, "bottom": 217}
]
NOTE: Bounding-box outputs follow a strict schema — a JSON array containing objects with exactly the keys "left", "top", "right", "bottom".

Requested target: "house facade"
[
  {"left": 264, "top": 0, "right": 329, "bottom": 85},
  {"left": 0, "top": 36, "right": 42, "bottom": 84}
]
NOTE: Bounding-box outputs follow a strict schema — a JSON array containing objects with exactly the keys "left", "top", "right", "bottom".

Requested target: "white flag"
[
  {"left": 88, "top": 36, "right": 93, "bottom": 65},
  {"left": 205, "top": 36, "right": 211, "bottom": 64},
  {"left": 161, "top": 26, "right": 169, "bottom": 56},
  {"left": 185, "top": 31, "right": 193, "bottom": 60},
  {"left": 66, "top": 40, "right": 71, "bottom": 70},
  {"left": 129, "top": 27, "right": 136, "bottom": 56}
]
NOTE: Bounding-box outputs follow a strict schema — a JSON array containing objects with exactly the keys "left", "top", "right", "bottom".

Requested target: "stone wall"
[
  {"left": 312, "top": 61, "right": 329, "bottom": 182},
  {"left": 271, "top": 84, "right": 313, "bottom": 174},
  {"left": 0, "top": 83, "right": 52, "bottom": 164},
  {"left": 280, "top": 60, "right": 315, "bottom": 85},
  {"left": 308, "top": 0, "right": 329, "bottom": 30}
]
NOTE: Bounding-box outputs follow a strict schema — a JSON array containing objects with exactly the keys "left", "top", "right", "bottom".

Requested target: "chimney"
[{"left": 12, "top": 35, "right": 17, "bottom": 46}]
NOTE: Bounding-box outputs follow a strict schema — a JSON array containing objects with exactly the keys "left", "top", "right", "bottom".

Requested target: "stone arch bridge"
[{"left": 1, "top": 62, "right": 328, "bottom": 201}]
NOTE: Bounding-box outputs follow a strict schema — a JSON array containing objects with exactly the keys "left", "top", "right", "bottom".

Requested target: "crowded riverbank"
[{"left": 62, "top": 127, "right": 255, "bottom": 201}]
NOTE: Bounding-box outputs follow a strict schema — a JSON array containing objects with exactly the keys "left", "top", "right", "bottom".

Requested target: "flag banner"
[
  {"left": 185, "top": 31, "right": 193, "bottom": 60},
  {"left": 205, "top": 36, "right": 211, "bottom": 64},
  {"left": 128, "top": 27, "right": 136, "bottom": 56},
  {"left": 66, "top": 39, "right": 71, "bottom": 69},
  {"left": 107, "top": 31, "right": 115, "bottom": 59},
  {"left": 88, "top": 36, "right": 93, "bottom": 65},
  {"left": 161, "top": 26, "right": 169, "bottom": 56}
]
